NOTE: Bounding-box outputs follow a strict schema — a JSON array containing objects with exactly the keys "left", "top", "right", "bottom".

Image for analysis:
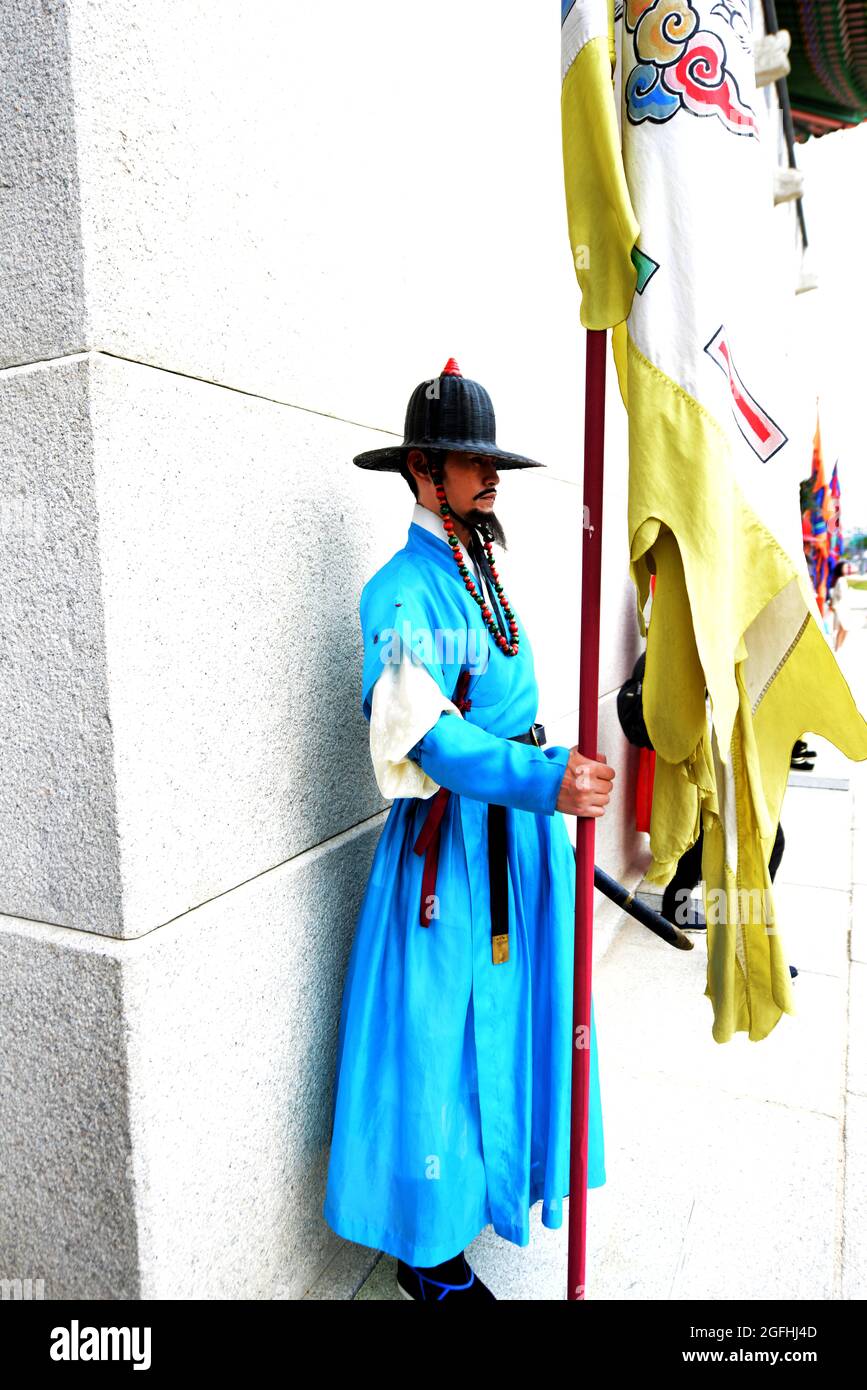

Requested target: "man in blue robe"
[{"left": 323, "top": 359, "right": 615, "bottom": 1301}]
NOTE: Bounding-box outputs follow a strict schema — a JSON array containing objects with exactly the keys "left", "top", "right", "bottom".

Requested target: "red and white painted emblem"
[{"left": 704, "top": 325, "right": 787, "bottom": 461}]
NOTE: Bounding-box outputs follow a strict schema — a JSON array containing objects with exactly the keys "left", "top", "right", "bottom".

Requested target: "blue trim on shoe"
[{"left": 408, "top": 1263, "right": 475, "bottom": 1300}]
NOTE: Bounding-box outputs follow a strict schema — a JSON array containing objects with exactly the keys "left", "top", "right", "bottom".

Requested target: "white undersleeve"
[{"left": 368, "top": 650, "right": 462, "bottom": 800}]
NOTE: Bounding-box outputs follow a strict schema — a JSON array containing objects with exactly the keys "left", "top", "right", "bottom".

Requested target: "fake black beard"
[{"left": 455, "top": 506, "right": 508, "bottom": 551}]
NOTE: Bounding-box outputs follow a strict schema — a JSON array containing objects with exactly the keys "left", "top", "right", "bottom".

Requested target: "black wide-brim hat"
[{"left": 353, "top": 358, "right": 545, "bottom": 471}]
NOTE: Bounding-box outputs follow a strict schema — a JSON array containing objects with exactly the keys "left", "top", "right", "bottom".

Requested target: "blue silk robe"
[{"left": 322, "top": 515, "right": 605, "bottom": 1266}]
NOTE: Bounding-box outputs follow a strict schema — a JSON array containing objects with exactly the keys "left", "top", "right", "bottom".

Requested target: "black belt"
[{"left": 489, "top": 722, "right": 547, "bottom": 964}]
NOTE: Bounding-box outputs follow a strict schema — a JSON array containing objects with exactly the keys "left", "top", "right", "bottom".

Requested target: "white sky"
[{"left": 794, "top": 121, "right": 867, "bottom": 532}]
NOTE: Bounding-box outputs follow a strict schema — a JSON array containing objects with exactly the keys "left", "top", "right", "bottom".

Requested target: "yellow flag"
[{"left": 561, "top": 0, "right": 867, "bottom": 1041}]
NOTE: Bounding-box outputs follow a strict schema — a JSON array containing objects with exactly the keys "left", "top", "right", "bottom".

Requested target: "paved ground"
[{"left": 309, "top": 593, "right": 867, "bottom": 1301}]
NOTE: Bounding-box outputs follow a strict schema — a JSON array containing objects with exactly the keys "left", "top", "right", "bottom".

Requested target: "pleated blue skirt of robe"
[{"left": 322, "top": 520, "right": 606, "bottom": 1267}]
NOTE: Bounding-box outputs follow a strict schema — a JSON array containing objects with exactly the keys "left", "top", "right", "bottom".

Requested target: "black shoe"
[
  {"left": 791, "top": 739, "right": 817, "bottom": 771},
  {"left": 396, "top": 1254, "right": 496, "bottom": 1301}
]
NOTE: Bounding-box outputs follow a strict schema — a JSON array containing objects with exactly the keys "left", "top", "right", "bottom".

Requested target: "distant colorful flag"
[
  {"left": 829, "top": 461, "right": 843, "bottom": 569},
  {"left": 809, "top": 412, "right": 834, "bottom": 610},
  {"left": 560, "top": 0, "right": 867, "bottom": 1042}
]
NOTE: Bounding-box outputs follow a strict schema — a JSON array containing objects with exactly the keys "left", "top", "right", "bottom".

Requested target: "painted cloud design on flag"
[{"left": 625, "top": 0, "right": 757, "bottom": 135}]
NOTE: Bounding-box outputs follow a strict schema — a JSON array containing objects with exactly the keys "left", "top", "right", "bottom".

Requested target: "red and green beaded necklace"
[{"left": 432, "top": 477, "right": 520, "bottom": 656}]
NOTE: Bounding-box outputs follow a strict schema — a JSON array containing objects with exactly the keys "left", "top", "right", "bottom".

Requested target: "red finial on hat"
[{"left": 441, "top": 358, "right": 462, "bottom": 376}]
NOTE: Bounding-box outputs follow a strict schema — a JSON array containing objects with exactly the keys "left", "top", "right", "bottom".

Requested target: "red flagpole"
[{"left": 567, "top": 326, "right": 607, "bottom": 1300}]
